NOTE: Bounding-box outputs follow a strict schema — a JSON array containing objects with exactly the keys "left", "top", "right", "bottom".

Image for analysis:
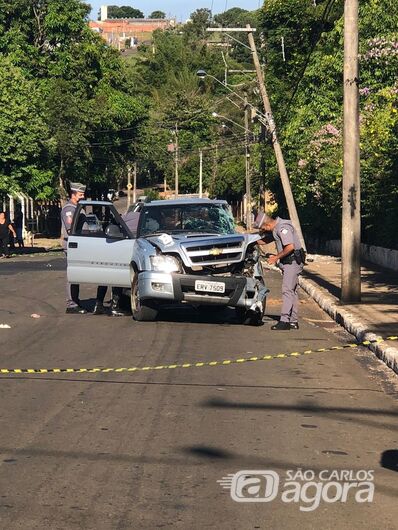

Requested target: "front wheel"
[
  {"left": 235, "top": 299, "right": 266, "bottom": 326},
  {"left": 131, "top": 275, "right": 159, "bottom": 321}
]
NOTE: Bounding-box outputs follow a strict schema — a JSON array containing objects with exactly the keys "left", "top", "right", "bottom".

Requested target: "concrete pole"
[
  {"left": 246, "top": 25, "right": 306, "bottom": 250},
  {"left": 133, "top": 162, "right": 137, "bottom": 204},
  {"left": 174, "top": 123, "right": 179, "bottom": 198},
  {"left": 19, "top": 194, "right": 26, "bottom": 242},
  {"left": 341, "top": 0, "right": 361, "bottom": 302},
  {"left": 127, "top": 165, "right": 132, "bottom": 211},
  {"left": 199, "top": 148, "right": 203, "bottom": 198},
  {"left": 8, "top": 195, "right": 14, "bottom": 223}
]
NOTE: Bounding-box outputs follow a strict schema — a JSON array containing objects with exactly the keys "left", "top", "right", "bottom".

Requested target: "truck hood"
[{"left": 144, "top": 232, "right": 262, "bottom": 267}]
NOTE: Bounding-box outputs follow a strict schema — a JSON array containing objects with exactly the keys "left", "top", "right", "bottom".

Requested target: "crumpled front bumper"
[{"left": 137, "top": 271, "right": 268, "bottom": 309}]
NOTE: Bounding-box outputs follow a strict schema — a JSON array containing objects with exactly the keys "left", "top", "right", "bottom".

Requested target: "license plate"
[{"left": 195, "top": 280, "right": 225, "bottom": 294}]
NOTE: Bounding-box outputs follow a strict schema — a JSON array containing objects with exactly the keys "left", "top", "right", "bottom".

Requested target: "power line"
[{"left": 281, "top": 0, "right": 338, "bottom": 121}]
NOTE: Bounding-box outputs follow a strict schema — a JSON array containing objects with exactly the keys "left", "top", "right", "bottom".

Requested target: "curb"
[{"left": 298, "top": 275, "right": 398, "bottom": 375}]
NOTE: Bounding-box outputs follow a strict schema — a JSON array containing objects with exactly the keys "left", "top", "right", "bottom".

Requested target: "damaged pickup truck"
[{"left": 67, "top": 198, "right": 268, "bottom": 325}]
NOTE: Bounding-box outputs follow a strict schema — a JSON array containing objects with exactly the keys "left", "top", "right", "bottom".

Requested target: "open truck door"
[{"left": 67, "top": 201, "right": 135, "bottom": 288}]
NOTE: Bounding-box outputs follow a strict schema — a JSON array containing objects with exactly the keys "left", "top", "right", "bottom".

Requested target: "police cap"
[{"left": 70, "top": 182, "right": 86, "bottom": 193}]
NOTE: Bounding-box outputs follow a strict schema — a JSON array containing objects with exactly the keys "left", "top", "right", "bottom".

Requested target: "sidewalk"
[
  {"left": 5, "top": 237, "right": 62, "bottom": 257},
  {"left": 300, "top": 254, "right": 398, "bottom": 374}
]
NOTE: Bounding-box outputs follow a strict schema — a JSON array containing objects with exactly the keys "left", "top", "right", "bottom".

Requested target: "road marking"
[{"left": 0, "top": 337, "right": 396, "bottom": 376}]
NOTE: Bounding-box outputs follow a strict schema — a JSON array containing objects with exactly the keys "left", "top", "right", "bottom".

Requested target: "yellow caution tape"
[{"left": 0, "top": 336, "right": 396, "bottom": 375}]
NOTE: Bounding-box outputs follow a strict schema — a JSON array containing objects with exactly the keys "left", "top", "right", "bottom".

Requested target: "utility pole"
[
  {"left": 246, "top": 25, "right": 306, "bottom": 250},
  {"left": 174, "top": 123, "right": 179, "bottom": 198},
  {"left": 127, "top": 164, "right": 132, "bottom": 210},
  {"left": 211, "top": 144, "right": 218, "bottom": 197},
  {"left": 133, "top": 161, "right": 137, "bottom": 204},
  {"left": 342, "top": 0, "right": 361, "bottom": 302},
  {"left": 244, "top": 94, "right": 252, "bottom": 230},
  {"left": 199, "top": 148, "right": 203, "bottom": 198}
]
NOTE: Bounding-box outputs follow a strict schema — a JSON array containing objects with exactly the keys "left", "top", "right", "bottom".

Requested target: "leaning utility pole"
[
  {"left": 246, "top": 25, "right": 306, "bottom": 249},
  {"left": 341, "top": 0, "right": 361, "bottom": 302},
  {"left": 244, "top": 94, "right": 252, "bottom": 230}
]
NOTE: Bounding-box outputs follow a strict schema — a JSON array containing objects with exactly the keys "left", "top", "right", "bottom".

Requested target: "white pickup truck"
[{"left": 67, "top": 198, "right": 268, "bottom": 324}]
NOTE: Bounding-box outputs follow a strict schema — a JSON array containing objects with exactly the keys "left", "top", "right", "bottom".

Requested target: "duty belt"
[{"left": 281, "top": 249, "right": 306, "bottom": 265}]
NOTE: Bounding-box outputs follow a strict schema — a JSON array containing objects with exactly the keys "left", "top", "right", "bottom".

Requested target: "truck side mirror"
[{"left": 105, "top": 224, "right": 124, "bottom": 239}]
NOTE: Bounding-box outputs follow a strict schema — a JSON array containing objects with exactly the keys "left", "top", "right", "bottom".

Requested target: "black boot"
[
  {"left": 93, "top": 301, "right": 107, "bottom": 315},
  {"left": 271, "top": 321, "right": 291, "bottom": 330},
  {"left": 66, "top": 306, "right": 88, "bottom": 314},
  {"left": 110, "top": 297, "right": 125, "bottom": 317}
]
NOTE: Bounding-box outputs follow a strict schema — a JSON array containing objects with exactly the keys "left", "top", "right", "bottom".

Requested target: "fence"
[{"left": 0, "top": 194, "right": 61, "bottom": 240}]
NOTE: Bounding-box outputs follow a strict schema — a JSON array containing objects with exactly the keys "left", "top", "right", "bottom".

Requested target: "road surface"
[{"left": 0, "top": 254, "right": 397, "bottom": 529}]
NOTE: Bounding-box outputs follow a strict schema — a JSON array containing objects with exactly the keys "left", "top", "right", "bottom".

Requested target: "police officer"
[
  {"left": 61, "top": 182, "right": 88, "bottom": 314},
  {"left": 61, "top": 184, "right": 126, "bottom": 316},
  {"left": 258, "top": 214, "right": 305, "bottom": 330}
]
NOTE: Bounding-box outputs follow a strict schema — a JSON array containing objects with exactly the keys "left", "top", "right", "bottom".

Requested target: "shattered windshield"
[{"left": 139, "top": 204, "right": 236, "bottom": 237}]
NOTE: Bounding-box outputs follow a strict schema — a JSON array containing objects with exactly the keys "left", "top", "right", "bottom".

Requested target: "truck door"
[{"left": 67, "top": 201, "right": 135, "bottom": 287}]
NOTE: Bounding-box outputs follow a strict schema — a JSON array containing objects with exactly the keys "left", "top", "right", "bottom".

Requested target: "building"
[{"left": 89, "top": 5, "right": 175, "bottom": 50}]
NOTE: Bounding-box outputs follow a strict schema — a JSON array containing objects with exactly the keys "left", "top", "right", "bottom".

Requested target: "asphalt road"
[{"left": 0, "top": 254, "right": 397, "bottom": 530}]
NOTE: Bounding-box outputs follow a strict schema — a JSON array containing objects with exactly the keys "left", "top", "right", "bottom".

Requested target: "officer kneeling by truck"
[{"left": 257, "top": 214, "right": 305, "bottom": 330}]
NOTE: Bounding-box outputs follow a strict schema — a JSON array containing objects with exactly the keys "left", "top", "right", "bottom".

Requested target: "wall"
[{"left": 318, "top": 240, "right": 398, "bottom": 272}]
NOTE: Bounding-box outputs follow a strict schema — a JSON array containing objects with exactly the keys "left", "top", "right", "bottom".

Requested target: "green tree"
[
  {"left": 149, "top": 11, "right": 166, "bottom": 19},
  {"left": 0, "top": 57, "right": 52, "bottom": 197},
  {"left": 0, "top": 0, "right": 149, "bottom": 199},
  {"left": 107, "top": 5, "right": 144, "bottom": 19},
  {"left": 214, "top": 7, "right": 258, "bottom": 28},
  {"left": 184, "top": 8, "right": 212, "bottom": 40},
  {"left": 258, "top": 0, "right": 398, "bottom": 247}
]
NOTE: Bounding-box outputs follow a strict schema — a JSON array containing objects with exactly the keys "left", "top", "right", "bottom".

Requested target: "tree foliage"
[
  {"left": 128, "top": 18, "right": 261, "bottom": 200},
  {"left": 258, "top": 0, "right": 398, "bottom": 248},
  {"left": 149, "top": 11, "right": 166, "bottom": 20},
  {"left": 0, "top": 0, "right": 147, "bottom": 199},
  {"left": 107, "top": 5, "right": 144, "bottom": 19},
  {"left": 214, "top": 7, "right": 258, "bottom": 28},
  {"left": 2, "top": 0, "right": 396, "bottom": 249}
]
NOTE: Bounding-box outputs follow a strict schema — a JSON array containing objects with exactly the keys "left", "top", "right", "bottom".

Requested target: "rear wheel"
[{"left": 131, "top": 275, "right": 158, "bottom": 321}]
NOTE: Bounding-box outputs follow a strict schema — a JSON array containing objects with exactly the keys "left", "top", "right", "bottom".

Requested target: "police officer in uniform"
[
  {"left": 61, "top": 182, "right": 88, "bottom": 314},
  {"left": 61, "top": 183, "right": 127, "bottom": 316},
  {"left": 258, "top": 214, "right": 305, "bottom": 330}
]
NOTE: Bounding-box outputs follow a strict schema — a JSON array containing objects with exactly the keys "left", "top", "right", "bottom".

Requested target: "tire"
[
  {"left": 235, "top": 298, "right": 266, "bottom": 326},
  {"left": 131, "top": 275, "right": 158, "bottom": 321}
]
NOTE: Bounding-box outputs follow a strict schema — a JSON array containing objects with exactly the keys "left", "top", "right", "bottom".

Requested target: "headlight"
[{"left": 150, "top": 255, "right": 181, "bottom": 273}]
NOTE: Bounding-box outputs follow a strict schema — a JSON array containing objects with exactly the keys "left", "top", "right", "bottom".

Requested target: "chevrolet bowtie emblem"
[{"left": 209, "top": 247, "right": 223, "bottom": 256}]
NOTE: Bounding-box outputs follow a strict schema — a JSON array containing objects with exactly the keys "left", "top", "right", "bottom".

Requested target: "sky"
[{"left": 87, "top": 1, "right": 261, "bottom": 23}]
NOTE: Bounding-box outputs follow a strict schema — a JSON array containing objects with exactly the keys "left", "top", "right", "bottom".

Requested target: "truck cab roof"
[{"left": 144, "top": 198, "right": 228, "bottom": 207}]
